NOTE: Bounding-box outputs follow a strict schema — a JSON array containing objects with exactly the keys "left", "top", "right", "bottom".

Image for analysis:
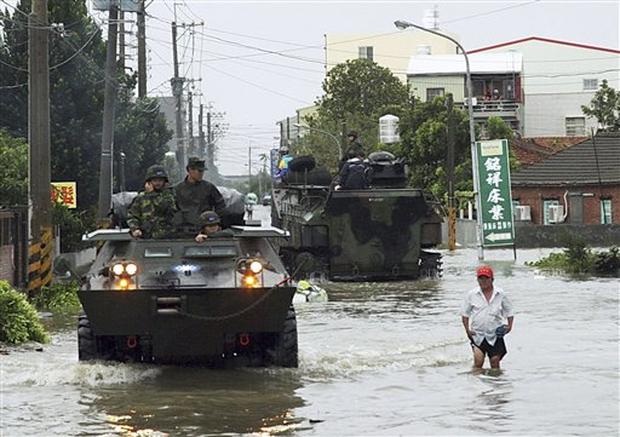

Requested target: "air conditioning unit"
[
  {"left": 514, "top": 205, "right": 531, "bottom": 221},
  {"left": 548, "top": 205, "right": 565, "bottom": 224}
]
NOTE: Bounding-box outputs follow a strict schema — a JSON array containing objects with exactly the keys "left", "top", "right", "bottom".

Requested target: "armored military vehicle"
[
  {"left": 78, "top": 225, "right": 297, "bottom": 366},
  {"left": 272, "top": 152, "right": 442, "bottom": 281}
]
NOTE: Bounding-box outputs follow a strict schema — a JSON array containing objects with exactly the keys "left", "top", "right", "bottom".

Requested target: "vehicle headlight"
[
  {"left": 242, "top": 274, "right": 258, "bottom": 287},
  {"left": 249, "top": 260, "right": 263, "bottom": 274},
  {"left": 124, "top": 263, "right": 138, "bottom": 276},
  {"left": 111, "top": 263, "right": 125, "bottom": 276}
]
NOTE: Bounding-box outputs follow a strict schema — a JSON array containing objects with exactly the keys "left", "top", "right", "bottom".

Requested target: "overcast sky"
[{"left": 99, "top": 1, "right": 619, "bottom": 175}]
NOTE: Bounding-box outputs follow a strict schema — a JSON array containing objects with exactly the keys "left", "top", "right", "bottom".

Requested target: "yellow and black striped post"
[{"left": 27, "top": 226, "right": 53, "bottom": 294}]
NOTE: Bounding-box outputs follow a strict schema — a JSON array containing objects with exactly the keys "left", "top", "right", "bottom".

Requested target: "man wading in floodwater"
[{"left": 461, "top": 265, "right": 514, "bottom": 369}]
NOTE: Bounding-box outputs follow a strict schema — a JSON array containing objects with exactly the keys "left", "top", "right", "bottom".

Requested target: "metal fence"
[{"left": 0, "top": 207, "right": 28, "bottom": 288}]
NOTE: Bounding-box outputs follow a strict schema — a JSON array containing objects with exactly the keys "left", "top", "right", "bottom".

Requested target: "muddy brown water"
[{"left": 1, "top": 245, "right": 618, "bottom": 436}]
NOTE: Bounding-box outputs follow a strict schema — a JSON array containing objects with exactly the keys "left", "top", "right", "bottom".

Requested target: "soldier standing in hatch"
[
  {"left": 127, "top": 165, "right": 177, "bottom": 239},
  {"left": 339, "top": 131, "right": 365, "bottom": 170},
  {"left": 175, "top": 157, "right": 226, "bottom": 228}
]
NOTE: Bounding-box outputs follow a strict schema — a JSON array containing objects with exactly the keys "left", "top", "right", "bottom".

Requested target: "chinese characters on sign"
[
  {"left": 476, "top": 139, "right": 515, "bottom": 247},
  {"left": 51, "top": 182, "right": 77, "bottom": 209}
]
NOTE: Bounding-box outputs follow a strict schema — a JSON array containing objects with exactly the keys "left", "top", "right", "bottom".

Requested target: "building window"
[
  {"left": 583, "top": 79, "right": 598, "bottom": 91},
  {"left": 601, "top": 199, "right": 613, "bottom": 224},
  {"left": 358, "top": 46, "right": 373, "bottom": 61},
  {"left": 426, "top": 88, "right": 445, "bottom": 101},
  {"left": 565, "top": 117, "right": 585, "bottom": 136},
  {"left": 543, "top": 199, "right": 560, "bottom": 225}
]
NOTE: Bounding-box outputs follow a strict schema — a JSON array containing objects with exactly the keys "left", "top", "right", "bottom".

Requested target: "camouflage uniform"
[
  {"left": 175, "top": 157, "right": 226, "bottom": 226},
  {"left": 127, "top": 165, "right": 178, "bottom": 239}
]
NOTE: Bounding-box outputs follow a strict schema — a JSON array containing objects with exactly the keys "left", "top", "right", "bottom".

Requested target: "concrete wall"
[
  {"left": 0, "top": 245, "right": 14, "bottom": 283},
  {"left": 523, "top": 92, "right": 599, "bottom": 137},
  {"left": 478, "top": 39, "right": 620, "bottom": 136},
  {"left": 325, "top": 32, "right": 459, "bottom": 82},
  {"left": 442, "top": 219, "right": 620, "bottom": 248},
  {"left": 478, "top": 39, "right": 619, "bottom": 95},
  {"left": 409, "top": 75, "right": 464, "bottom": 102},
  {"left": 515, "top": 223, "right": 620, "bottom": 247},
  {"left": 441, "top": 219, "right": 477, "bottom": 247}
]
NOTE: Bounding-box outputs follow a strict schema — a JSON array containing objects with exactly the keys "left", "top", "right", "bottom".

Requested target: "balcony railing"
[{"left": 472, "top": 99, "right": 519, "bottom": 114}]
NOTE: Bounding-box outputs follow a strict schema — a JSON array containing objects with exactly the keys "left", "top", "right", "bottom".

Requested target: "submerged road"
[{"left": 1, "top": 209, "right": 618, "bottom": 435}]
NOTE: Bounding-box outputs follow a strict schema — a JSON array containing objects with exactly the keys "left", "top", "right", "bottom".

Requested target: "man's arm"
[
  {"left": 210, "top": 185, "right": 226, "bottom": 217},
  {"left": 462, "top": 316, "right": 473, "bottom": 341}
]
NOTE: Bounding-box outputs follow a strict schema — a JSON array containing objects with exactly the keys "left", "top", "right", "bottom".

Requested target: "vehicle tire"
[
  {"left": 288, "top": 155, "right": 315, "bottom": 172},
  {"left": 419, "top": 250, "right": 442, "bottom": 278},
  {"left": 265, "top": 306, "right": 298, "bottom": 368},
  {"left": 77, "top": 315, "right": 98, "bottom": 361},
  {"left": 78, "top": 315, "right": 117, "bottom": 361}
]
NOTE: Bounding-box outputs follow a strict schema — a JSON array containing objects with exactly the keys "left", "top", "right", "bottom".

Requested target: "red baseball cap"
[{"left": 476, "top": 265, "right": 494, "bottom": 279}]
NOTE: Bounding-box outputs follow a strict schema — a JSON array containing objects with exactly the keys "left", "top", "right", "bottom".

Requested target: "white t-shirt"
[{"left": 461, "top": 286, "right": 514, "bottom": 346}]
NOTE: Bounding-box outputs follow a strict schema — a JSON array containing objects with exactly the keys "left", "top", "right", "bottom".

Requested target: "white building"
[
  {"left": 325, "top": 30, "right": 460, "bottom": 83},
  {"left": 407, "top": 36, "right": 620, "bottom": 137}
]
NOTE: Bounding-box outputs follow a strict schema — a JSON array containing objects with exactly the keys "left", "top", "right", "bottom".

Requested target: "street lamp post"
[
  {"left": 293, "top": 123, "right": 343, "bottom": 161},
  {"left": 394, "top": 20, "right": 484, "bottom": 260}
]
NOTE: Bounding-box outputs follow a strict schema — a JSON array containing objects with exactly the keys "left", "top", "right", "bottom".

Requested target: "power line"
[{"left": 205, "top": 64, "right": 311, "bottom": 104}]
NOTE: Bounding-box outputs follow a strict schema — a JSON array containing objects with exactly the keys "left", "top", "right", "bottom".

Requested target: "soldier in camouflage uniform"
[{"left": 127, "top": 165, "right": 177, "bottom": 239}]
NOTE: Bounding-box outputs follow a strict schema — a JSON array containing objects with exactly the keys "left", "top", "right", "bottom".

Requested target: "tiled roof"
[
  {"left": 511, "top": 137, "right": 588, "bottom": 165},
  {"left": 511, "top": 134, "right": 620, "bottom": 186}
]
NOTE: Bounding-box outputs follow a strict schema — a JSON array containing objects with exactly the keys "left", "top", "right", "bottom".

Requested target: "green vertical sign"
[{"left": 476, "top": 139, "right": 515, "bottom": 247}]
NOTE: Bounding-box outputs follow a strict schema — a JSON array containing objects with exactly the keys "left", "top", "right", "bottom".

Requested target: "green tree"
[
  {"left": 0, "top": 130, "right": 28, "bottom": 206},
  {"left": 0, "top": 0, "right": 107, "bottom": 207},
  {"left": 581, "top": 79, "right": 620, "bottom": 131},
  {"left": 114, "top": 76, "right": 173, "bottom": 192},
  {"left": 398, "top": 96, "right": 473, "bottom": 197},
  {"left": 485, "top": 116, "right": 514, "bottom": 141},
  {"left": 0, "top": 0, "right": 172, "bottom": 207},
  {"left": 317, "top": 59, "right": 409, "bottom": 120},
  {"left": 297, "top": 59, "right": 409, "bottom": 171}
]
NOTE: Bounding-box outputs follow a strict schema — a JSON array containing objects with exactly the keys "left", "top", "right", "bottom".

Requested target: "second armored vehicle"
[{"left": 271, "top": 153, "right": 442, "bottom": 281}]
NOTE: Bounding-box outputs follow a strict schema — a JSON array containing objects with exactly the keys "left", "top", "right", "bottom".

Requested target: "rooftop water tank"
[{"left": 379, "top": 114, "right": 400, "bottom": 144}]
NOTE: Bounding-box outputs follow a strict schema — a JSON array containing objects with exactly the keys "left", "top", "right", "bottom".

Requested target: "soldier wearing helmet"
[
  {"left": 175, "top": 157, "right": 226, "bottom": 229},
  {"left": 127, "top": 165, "right": 177, "bottom": 239},
  {"left": 194, "top": 211, "right": 234, "bottom": 242},
  {"left": 340, "top": 130, "right": 365, "bottom": 170}
]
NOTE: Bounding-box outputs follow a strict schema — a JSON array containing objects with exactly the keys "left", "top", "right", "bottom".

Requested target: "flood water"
[{"left": 1, "top": 246, "right": 618, "bottom": 436}]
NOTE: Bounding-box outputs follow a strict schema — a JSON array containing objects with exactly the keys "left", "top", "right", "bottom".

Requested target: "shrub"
[
  {"left": 0, "top": 281, "right": 49, "bottom": 344},
  {"left": 32, "top": 281, "right": 81, "bottom": 313},
  {"left": 52, "top": 204, "right": 96, "bottom": 253},
  {"left": 594, "top": 246, "right": 620, "bottom": 276}
]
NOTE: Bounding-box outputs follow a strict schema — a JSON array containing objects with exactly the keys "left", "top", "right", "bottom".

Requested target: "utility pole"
[
  {"left": 28, "top": 0, "right": 51, "bottom": 289},
  {"left": 248, "top": 144, "right": 252, "bottom": 192},
  {"left": 198, "top": 103, "right": 205, "bottom": 160},
  {"left": 171, "top": 20, "right": 186, "bottom": 174},
  {"left": 97, "top": 2, "right": 119, "bottom": 219},
  {"left": 187, "top": 90, "right": 194, "bottom": 157},
  {"left": 118, "top": 10, "right": 125, "bottom": 71},
  {"left": 446, "top": 93, "right": 457, "bottom": 251},
  {"left": 137, "top": 0, "right": 146, "bottom": 98},
  {"left": 206, "top": 109, "right": 213, "bottom": 168}
]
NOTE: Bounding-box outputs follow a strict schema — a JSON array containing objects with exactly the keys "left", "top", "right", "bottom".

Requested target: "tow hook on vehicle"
[{"left": 154, "top": 296, "right": 184, "bottom": 315}]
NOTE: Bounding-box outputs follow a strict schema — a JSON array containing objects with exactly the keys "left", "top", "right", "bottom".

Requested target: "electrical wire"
[{"left": 205, "top": 64, "right": 311, "bottom": 104}]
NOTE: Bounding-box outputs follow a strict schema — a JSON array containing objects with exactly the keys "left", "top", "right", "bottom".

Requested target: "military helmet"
[
  {"left": 187, "top": 156, "right": 206, "bottom": 170},
  {"left": 145, "top": 165, "right": 168, "bottom": 182},
  {"left": 200, "top": 210, "right": 221, "bottom": 226}
]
